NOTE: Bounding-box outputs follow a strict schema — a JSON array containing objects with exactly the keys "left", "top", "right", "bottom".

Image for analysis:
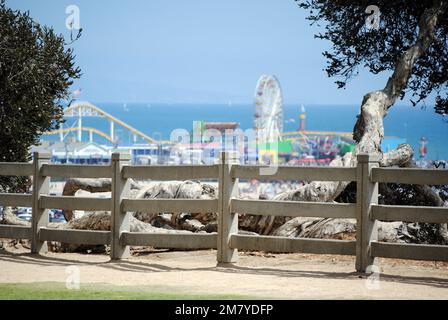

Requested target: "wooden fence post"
[
  {"left": 110, "top": 152, "right": 131, "bottom": 259},
  {"left": 356, "top": 153, "right": 380, "bottom": 272},
  {"left": 217, "top": 151, "right": 239, "bottom": 264},
  {"left": 31, "top": 152, "right": 51, "bottom": 254}
]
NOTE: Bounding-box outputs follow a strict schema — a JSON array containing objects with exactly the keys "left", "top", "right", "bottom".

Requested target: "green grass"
[{"left": 0, "top": 282, "right": 252, "bottom": 300}]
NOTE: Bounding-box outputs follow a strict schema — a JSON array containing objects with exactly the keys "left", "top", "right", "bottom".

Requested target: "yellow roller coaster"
[
  {"left": 42, "top": 126, "right": 114, "bottom": 143},
  {"left": 43, "top": 101, "right": 174, "bottom": 144},
  {"left": 282, "top": 130, "right": 352, "bottom": 139}
]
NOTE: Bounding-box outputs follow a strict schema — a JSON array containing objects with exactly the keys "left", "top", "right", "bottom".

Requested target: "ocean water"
[{"left": 58, "top": 103, "right": 448, "bottom": 160}]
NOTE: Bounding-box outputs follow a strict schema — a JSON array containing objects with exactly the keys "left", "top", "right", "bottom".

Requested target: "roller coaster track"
[
  {"left": 64, "top": 102, "right": 161, "bottom": 144},
  {"left": 44, "top": 101, "right": 174, "bottom": 144},
  {"left": 41, "top": 127, "right": 114, "bottom": 143},
  {"left": 281, "top": 130, "right": 352, "bottom": 139}
]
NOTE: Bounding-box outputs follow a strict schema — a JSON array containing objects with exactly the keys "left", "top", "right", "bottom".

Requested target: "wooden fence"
[{"left": 0, "top": 151, "right": 447, "bottom": 272}]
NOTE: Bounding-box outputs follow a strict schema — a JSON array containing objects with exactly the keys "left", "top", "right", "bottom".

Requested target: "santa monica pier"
[
  {"left": 31, "top": 100, "right": 407, "bottom": 166},
  {"left": 31, "top": 76, "right": 408, "bottom": 165}
]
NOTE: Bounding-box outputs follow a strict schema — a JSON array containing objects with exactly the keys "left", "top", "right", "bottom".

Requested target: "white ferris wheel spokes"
[{"left": 253, "top": 75, "right": 283, "bottom": 142}]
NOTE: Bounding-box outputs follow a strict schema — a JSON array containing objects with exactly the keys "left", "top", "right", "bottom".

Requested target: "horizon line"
[{"left": 71, "top": 101, "right": 421, "bottom": 108}]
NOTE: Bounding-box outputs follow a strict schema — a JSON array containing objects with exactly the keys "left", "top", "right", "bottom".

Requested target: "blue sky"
[{"left": 8, "top": 0, "right": 395, "bottom": 104}]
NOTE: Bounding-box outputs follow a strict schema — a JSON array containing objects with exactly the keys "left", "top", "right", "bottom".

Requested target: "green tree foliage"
[
  {"left": 0, "top": 0, "right": 81, "bottom": 191},
  {"left": 297, "top": 0, "right": 447, "bottom": 116}
]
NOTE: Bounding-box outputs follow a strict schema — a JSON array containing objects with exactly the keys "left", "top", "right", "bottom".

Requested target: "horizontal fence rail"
[
  {"left": 371, "top": 205, "right": 448, "bottom": 224},
  {"left": 0, "top": 225, "right": 31, "bottom": 239},
  {"left": 231, "top": 199, "right": 356, "bottom": 219},
  {"left": 122, "top": 198, "right": 218, "bottom": 213},
  {"left": 232, "top": 165, "right": 357, "bottom": 181},
  {"left": 0, "top": 152, "right": 447, "bottom": 273},
  {"left": 40, "top": 195, "right": 111, "bottom": 211},
  {"left": 371, "top": 241, "right": 448, "bottom": 262},
  {"left": 0, "top": 193, "right": 33, "bottom": 207},
  {"left": 230, "top": 234, "right": 356, "bottom": 255},
  {"left": 121, "top": 232, "right": 217, "bottom": 249},
  {"left": 39, "top": 228, "right": 111, "bottom": 245},
  {"left": 372, "top": 167, "right": 448, "bottom": 185},
  {"left": 0, "top": 162, "right": 33, "bottom": 176},
  {"left": 122, "top": 164, "right": 219, "bottom": 180},
  {"left": 41, "top": 164, "right": 111, "bottom": 178}
]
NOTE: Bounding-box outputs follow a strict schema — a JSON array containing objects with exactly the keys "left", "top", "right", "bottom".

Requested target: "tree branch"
[
  {"left": 354, "top": 0, "right": 445, "bottom": 146},
  {"left": 383, "top": 0, "right": 446, "bottom": 107}
]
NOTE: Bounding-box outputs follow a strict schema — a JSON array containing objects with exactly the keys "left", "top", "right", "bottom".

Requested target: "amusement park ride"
[
  {"left": 252, "top": 75, "right": 353, "bottom": 164},
  {"left": 42, "top": 102, "right": 162, "bottom": 145},
  {"left": 40, "top": 76, "right": 356, "bottom": 164}
]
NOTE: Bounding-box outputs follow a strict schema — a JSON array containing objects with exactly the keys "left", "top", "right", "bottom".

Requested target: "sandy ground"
[{"left": 0, "top": 247, "right": 447, "bottom": 299}]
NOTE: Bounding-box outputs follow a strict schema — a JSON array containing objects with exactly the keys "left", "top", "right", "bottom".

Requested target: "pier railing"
[{"left": 0, "top": 152, "right": 447, "bottom": 272}]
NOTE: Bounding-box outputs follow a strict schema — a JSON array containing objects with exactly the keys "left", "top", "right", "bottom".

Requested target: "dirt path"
[{"left": 1, "top": 247, "right": 447, "bottom": 299}]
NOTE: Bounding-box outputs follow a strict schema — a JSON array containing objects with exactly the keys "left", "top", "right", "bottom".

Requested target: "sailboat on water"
[{"left": 123, "top": 102, "right": 130, "bottom": 112}]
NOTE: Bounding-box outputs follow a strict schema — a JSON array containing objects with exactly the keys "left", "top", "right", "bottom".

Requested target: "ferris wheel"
[{"left": 253, "top": 75, "right": 283, "bottom": 142}]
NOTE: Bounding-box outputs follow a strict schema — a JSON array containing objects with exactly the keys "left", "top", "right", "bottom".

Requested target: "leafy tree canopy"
[
  {"left": 0, "top": 0, "right": 81, "bottom": 190},
  {"left": 297, "top": 0, "right": 448, "bottom": 116}
]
